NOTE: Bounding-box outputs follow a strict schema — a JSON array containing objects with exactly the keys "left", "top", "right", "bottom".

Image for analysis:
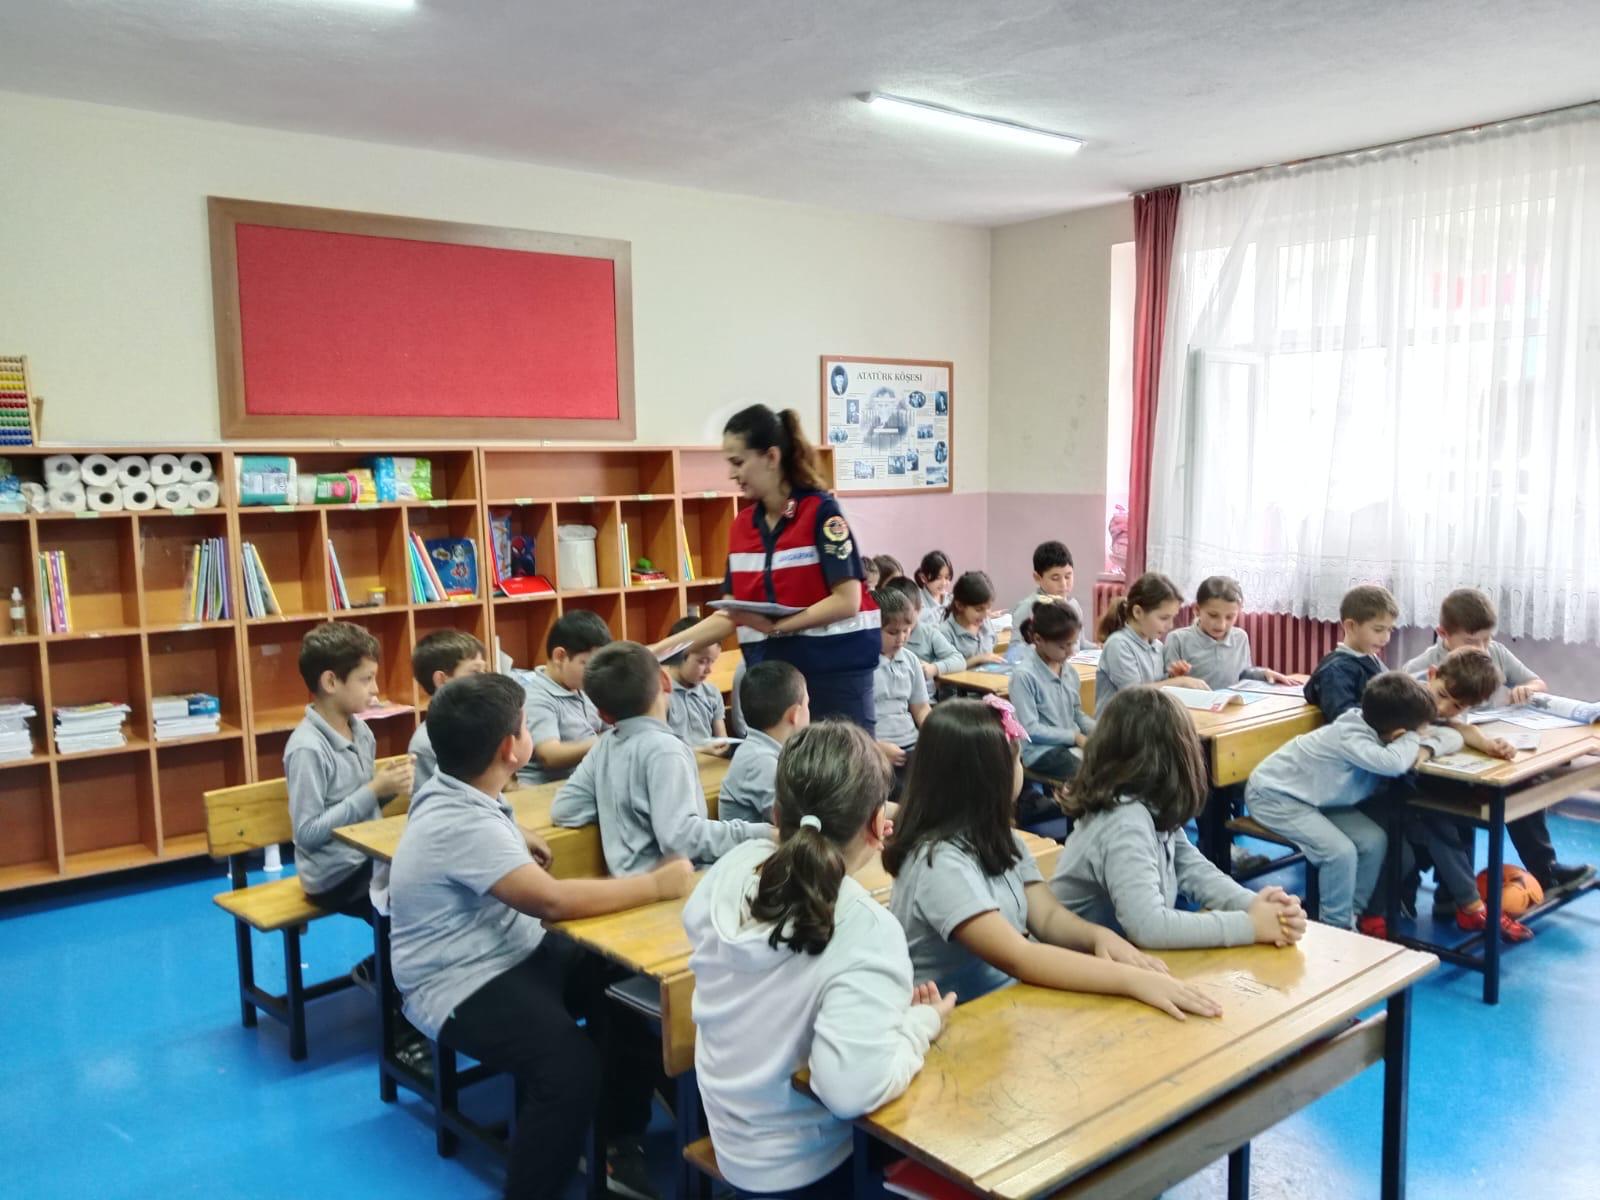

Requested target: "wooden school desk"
[
  {"left": 1190, "top": 693, "right": 1323, "bottom": 868},
  {"left": 1385, "top": 721, "right": 1600, "bottom": 1005},
  {"left": 814, "top": 923, "right": 1435, "bottom": 1200}
]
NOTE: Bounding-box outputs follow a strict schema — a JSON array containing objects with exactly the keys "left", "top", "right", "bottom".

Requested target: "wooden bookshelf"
[{"left": 0, "top": 442, "right": 833, "bottom": 892}]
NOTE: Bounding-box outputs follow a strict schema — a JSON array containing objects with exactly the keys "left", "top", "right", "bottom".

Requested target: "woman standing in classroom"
[{"left": 657, "top": 404, "right": 881, "bottom": 733}]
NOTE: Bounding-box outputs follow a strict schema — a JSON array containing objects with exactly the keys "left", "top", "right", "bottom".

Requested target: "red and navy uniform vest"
[{"left": 722, "top": 490, "right": 880, "bottom": 674}]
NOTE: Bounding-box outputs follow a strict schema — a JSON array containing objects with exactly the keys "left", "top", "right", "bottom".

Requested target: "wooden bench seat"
[
  {"left": 212, "top": 875, "right": 329, "bottom": 933},
  {"left": 1227, "top": 816, "right": 1320, "bottom": 918},
  {"left": 682, "top": 1136, "right": 724, "bottom": 1182}
]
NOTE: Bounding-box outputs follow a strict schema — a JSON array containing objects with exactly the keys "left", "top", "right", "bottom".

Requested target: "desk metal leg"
[
  {"left": 1384, "top": 793, "right": 1404, "bottom": 931},
  {"left": 1382, "top": 987, "right": 1412, "bottom": 1200},
  {"left": 1201, "top": 786, "right": 1231, "bottom": 872},
  {"left": 1484, "top": 794, "right": 1505, "bottom": 1006},
  {"left": 1227, "top": 1143, "right": 1250, "bottom": 1199},
  {"left": 853, "top": 1126, "right": 881, "bottom": 1198},
  {"left": 375, "top": 912, "right": 398, "bottom": 1102}
]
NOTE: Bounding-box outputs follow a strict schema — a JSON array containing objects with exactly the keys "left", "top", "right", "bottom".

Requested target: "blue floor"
[{"left": 6, "top": 814, "right": 1600, "bottom": 1199}]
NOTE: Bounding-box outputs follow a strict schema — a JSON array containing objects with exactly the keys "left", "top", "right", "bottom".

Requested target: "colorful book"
[
  {"left": 326, "top": 539, "right": 350, "bottom": 610},
  {"left": 425, "top": 537, "right": 478, "bottom": 597}
]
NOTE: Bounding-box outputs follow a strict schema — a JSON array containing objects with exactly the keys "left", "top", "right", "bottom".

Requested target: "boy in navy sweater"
[{"left": 1303, "top": 585, "right": 1397, "bottom": 721}]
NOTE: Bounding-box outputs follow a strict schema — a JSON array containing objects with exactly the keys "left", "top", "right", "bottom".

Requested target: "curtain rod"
[{"left": 1151, "top": 97, "right": 1600, "bottom": 195}]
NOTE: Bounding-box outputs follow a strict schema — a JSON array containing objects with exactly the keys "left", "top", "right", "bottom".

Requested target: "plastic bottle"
[{"left": 9, "top": 586, "right": 23, "bottom": 636}]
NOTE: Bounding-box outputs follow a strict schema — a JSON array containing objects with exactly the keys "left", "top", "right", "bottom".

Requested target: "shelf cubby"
[
  {"left": 46, "top": 633, "right": 148, "bottom": 748},
  {"left": 560, "top": 592, "right": 624, "bottom": 641},
  {"left": 680, "top": 496, "right": 736, "bottom": 590},
  {"left": 138, "top": 511, "right": 233, "bottom": 626},
  {"left": 404, "top": 505, "right": 485, "bottom": 602},
  {"left": 253, "top": 728, "right": 292, "bottom": 783},
  {"left": 482, "top": 448, "right": 674, "bottom": 502},
  {"left": 0, "top": 640, "right": 48, "bottom": 764},
  {"left": 677, "top": 448, "right": 736, "bottom": 496},
  {"left": 620, "top": 498, "right": 681, "bottom": 585},
  {"left": 245, "top": 617, "right": 321, "bottom": 733},
  {"left": 156, "top": 739, "right": 249, "bottom": 853},
  {"left": 326, "top": 507, "right": 409, "bottom": 610},
  {"left": 35, "top": 514, "right": 142, "bottom": 634},
  {"left": 492, "top": 596, "right": 559, "bottom": 672},
  {"left": 0, "top": 763, "right": 58, "bottom": 887},
  {"left": 57, "top": 750, "right": 159, "bottom": 873},
  {"left": 237, "top": 508, "right": 328, "bottom": 618},
  {"left": 485, "top": 502, "right": 556, "bottom": 591},
  {"left": 0, "top": 519, "right": 40, "bottom": 638},
  {"left": 623, "top": 588, "right": 685, "bottom": 647},
  {"left": 146, "top": 625, "right": 245, "bottom": 738},
  {"left": 554, "top": 502, "right": 623, "bottom": 592}
]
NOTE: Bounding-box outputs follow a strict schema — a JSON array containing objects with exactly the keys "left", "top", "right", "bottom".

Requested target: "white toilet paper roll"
[
  {"left": 180, "top": 453, "right": 214, "bottom": 483},
  {"left": 155, "top": 484, "right": 189, "bottom": 511},
  {"left": 122, "top": 483, "right": 157, "bottom": 511},
  {"left": 47, "top": 485, "right": 87, "bottom": 513},
  {"left": 148, "top": 454, "right": 183, "bottom": 486},
  {"left": 184, "top": 480, "right": 221, "bottom": 510},
  {"left": 80, "top": 454, "right": 119, "bottom": 487},
  {"left": 116, "top": 455, "right": 151, "bottom": 486},
  {"left": 43, "top": 455, "right": 81, "bottom": 485},
  {"left": 20, "top": 482, "right": 47, "bottom": 513},
  {"left": 87, "top": 485, "right": 124, "bottom": 513}
]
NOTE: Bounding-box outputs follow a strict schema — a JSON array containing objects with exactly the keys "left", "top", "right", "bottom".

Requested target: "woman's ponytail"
[{"left": 748, "top": 720, "right": 890, "bottom": 956}]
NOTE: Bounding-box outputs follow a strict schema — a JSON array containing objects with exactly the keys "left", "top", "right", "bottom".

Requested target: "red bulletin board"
[{"left": 209, "top": 197, "right": 635, "bottom": 440}]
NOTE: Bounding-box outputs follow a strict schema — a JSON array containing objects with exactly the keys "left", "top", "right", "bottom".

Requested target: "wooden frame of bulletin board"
[
  {"left": 820, "top": 355, "right": 952, "bottom": 496},
  {"left": 208, "top": 197, "right": 636, "bottom": 441}
]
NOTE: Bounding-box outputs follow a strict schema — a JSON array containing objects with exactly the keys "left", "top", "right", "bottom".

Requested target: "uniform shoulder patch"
[{"left": 822, "top": 515, "right": 850, "bottom": 542}]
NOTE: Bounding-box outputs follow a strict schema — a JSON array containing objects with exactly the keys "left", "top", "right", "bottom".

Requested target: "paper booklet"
[
  {"left": 706, "top": 599, "right": 806, "bottom": 618},
  {"left": 1231, "top": 679, "right": 1306, "bottom": 697}
]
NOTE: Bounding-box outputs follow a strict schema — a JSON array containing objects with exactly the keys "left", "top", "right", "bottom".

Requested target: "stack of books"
[
  {"left": 327, "top": 539, "right": 352, "bottom": 610},
  {"left": 0, "top": 698, "right": 37, "bottom": 761},
  {"left": 54, "top": 702, "right": 131, "bottom": 754},
  {"left": 153, "top": 692, "right": 221, "bottom": 742},
  {"left": 181, "top": 537, "right": 232, "bottom": 621}
]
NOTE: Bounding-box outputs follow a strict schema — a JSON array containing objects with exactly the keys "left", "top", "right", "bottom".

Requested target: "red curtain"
[{"left": 1126, "top": 185, "right": 1180, "bottom": 580}]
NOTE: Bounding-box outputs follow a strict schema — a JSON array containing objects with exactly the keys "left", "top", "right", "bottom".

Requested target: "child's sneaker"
[
  {"left": 1455, "top": 904, "right": 1534, "bottom": 943},
  {"left": 1356, "top": 914, "right": 1389, "bottom": 940}
]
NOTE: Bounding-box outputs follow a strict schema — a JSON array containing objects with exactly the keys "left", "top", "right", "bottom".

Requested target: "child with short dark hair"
[
  {"left": 1095, "top": 572, "right": 1209, "bottom": 706},
  {"left": 1404, "top": 590, "right": 1591, "bottom": 896},
  {"left": 1009, "top": 541, "right": 1092, "bottom": 650},
  {"left": 885, "top": 698, "right": 1222, "bottom": 1020},
  {"left": 1053, "top": 687, "right": 1306, "bottom": 948},
  {"left": 517, "top": 610, "right": 611, "bottom": 784},
  {"left": 410, "top": 629, "right": 488, "bottom": 793},
  {"left": 1163, "top": 576, "right": 1297, "bottom": 690},
  {"left": 686, "top": 720, "right": 951, "bottom": 1195},
  {"left": 719, "top": 661, "right": 810, "bottom": 825},
  {"left": 912, "top": 550, "right": 954, "bottom": 626},
  {"left": 662, "top": 615, "right": 730, "bottom": 750},
  {"left": 1302, "top": 584, "right": 1400, "bottom": 721},
  {"left": 1010, "top": 600, "right": 1095, "bottom": 785},
  {"left": 285, "top": 621, "right": 413, "bottom": 917},
  {"left": 551, "top": 641, "right": 772, "bottom": 873},
  {"left": 940, "top": 570, "right": 1004, "bottom": 669},
  {"left": 1247, "top": 671, "right": 1461, "bottom": 931},
  {"left": 891, "top": 575, "right": 964, "bottom": 683},
  {"left": 872, "top": 585, "right": 930, "bottom": 772},
  {"left": 390, "top": 672, "right": 694, "bottom": 1199}
]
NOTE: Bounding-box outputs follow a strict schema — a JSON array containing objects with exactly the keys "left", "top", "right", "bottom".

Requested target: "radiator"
[{"left": 1091, "top": 578, "right": 1339, "bottom": 676}]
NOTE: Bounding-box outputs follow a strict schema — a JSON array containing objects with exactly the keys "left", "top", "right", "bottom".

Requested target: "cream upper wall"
[
  {"left": 0, "top": 92, "right": 989, "bottom": 491},
  {"left": 987, "top": 200, "right": 1132, "bottom": 496}
]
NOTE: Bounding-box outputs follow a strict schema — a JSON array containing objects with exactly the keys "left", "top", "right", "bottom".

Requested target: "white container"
[{"left": 557, "top": 525, "right": 599, "bottom": 590}]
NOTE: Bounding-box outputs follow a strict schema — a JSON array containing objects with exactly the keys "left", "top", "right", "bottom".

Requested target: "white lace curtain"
[{"left": 1147, "top": 105, "right": 1600, "bottom": 642}]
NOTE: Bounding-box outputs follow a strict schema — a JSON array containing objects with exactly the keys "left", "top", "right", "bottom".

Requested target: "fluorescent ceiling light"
[
  {"left": 298, "top": 0, "right": 416, "bottom": 9},
  {"left": 862, "top": 92, "right": 1083, "bottom": 154}
]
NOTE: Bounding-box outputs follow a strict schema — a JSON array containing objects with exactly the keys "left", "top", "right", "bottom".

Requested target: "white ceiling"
[{"left": 3, "top": 0, "right": 1598, "bottom": 225}]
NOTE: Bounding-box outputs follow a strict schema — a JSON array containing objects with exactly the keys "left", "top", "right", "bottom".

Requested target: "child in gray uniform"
[
  {"left": 662, "top": 615, "right": 731, "bottom": 750},
  {"left": 551, "top": 642, "right": 773, "bottom": 874},
  {"left": 1162, "top": 576, "right": 1297, "bottom": 690},
  {"left": 1052, "top": 687, "right": 1306, "bottom": 949},
  {"left": 884, "top": 697, "right": 1220, "bottom": 1020}
]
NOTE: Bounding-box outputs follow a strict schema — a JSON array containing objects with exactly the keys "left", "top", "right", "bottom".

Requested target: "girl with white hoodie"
[{"left": 683, "top": 719, "right": 953, "bottom": 1198}]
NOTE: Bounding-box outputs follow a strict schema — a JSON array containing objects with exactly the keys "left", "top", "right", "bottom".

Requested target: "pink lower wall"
[{"left": 842, "top": 491, "right": 990, "bottom": 585}]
